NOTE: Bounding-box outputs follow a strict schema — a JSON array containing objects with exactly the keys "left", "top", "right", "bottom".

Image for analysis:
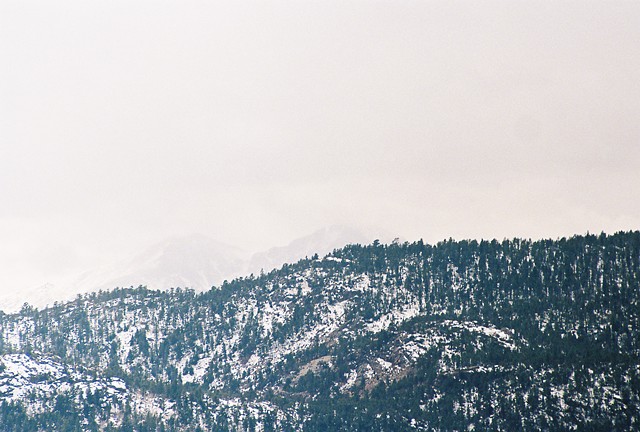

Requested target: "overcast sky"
[{"left": 1, "top": 0, "right": 639, "bottom": 292}]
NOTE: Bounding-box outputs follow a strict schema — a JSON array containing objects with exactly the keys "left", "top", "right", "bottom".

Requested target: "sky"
[{"left": 1, "top": 0, "right": 639, "bottom": 293}]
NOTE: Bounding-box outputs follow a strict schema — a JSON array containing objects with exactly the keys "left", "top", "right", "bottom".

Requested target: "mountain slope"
[{"left": 1, "top": 232, "right": 639, "bottom": 431}]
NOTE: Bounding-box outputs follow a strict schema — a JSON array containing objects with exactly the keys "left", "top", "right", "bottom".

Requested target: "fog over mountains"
[{"left": 2, "top": 226, "right": 386, "bottom": 313}]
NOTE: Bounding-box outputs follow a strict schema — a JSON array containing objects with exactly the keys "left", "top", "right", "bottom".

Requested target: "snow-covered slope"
[{"left": 0, "top": 232, "right": 639, "bottom": 430}]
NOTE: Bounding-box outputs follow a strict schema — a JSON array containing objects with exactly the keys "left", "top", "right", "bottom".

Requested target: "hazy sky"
[{"left": 1, "top": 0, "right": 639, "bottom": 291}]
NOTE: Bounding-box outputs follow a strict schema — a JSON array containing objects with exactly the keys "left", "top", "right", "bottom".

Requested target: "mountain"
[
  {"left": 0, "top": 232, "right": 639, "bottom": 430},
  {"left": 246, "top": 225, "right": 382, "bottom": 275},
  {"left": 0, "top": 283, "right": 57, "bottom": 317},
  {"left": 2, "top": 235, "right": 247, "bottom": 313},
  {"left": 69, "top": 225, "right": 382, "bottom": 298},
  {"left": 71, "top": 233, "right": 248, "bottom": 296},
  {"left": 1, "top": 225, "right": 383, "bottom": 312}
]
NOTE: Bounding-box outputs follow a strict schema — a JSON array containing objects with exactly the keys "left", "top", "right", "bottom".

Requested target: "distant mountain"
[
  {"left": 1, "top": 232, "right": 639, "bottom": 431},
  {"left": 71, "top": 233, "right": 248, "bottom": 296},
  {"left": 246, "top": 225, "right": 380, "bottom": 275},
  {"left": 0, "top": 225, "right": 387, "bottom": 312},
  {"left": 0, "top": 283, "right": 56, "bottom": 315},
  {"left": 70, "top": 225, "right": 385, "bottom": 294},
  {"left": 1, "top": 235, "right": 248, "bottom": 313}
]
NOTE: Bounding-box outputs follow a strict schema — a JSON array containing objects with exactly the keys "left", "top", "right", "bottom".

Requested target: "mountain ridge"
[
  {"left": 0, "top": 231, "right": 638, "bottom": 430},
  {"left": 2, "top": 225, "right": 388, "bottom": 313}
]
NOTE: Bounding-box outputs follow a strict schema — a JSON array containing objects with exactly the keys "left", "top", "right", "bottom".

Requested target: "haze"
[{"left": 1, "top": 0, "right": 639, "bottom": 295}]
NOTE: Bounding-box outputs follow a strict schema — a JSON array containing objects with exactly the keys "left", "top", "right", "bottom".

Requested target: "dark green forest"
[{"left": 1, "top": 232, "right": 639, "bottom": 430}]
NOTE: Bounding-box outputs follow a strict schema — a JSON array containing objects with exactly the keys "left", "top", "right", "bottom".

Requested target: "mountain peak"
[{"left": 0, "top": 226, "right": 395, "bottom": 312}]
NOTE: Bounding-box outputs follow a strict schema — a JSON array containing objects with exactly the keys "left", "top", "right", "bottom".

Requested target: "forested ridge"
[{"left": 0, "top": 231, "right": 639, "bottom": 431}]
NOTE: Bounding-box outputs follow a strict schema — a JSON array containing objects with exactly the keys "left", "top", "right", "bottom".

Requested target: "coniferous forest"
[{"left": 0, "top": 231, "right": 639, "bottom": 431}]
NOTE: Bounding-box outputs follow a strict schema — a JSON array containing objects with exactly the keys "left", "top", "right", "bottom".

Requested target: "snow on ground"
[
  {"left": 366, "top": 301, "right": 421, "bottom": 333},
  {"left": 0, "top": 353, "right": 174, "bottom": 420},
  {"left": 350, "top": 275, "right": 371, "bottom": 292},
  {"left": 441, "top": 320, "right": 519, "bottom": 350},
  {"left": 130, "top": 391, "right": 177, "bottom": 421},
  {"left": 341, "top": 369, "right": 358, "bottom": 391},
  {"left": 377, "top": 358, "right": 392, "bottom": 370},
  {"left": 2, "top": 318, "right": 35, "bottom": 349},
  {"left": 0, "top": 353, "right": 118, "bottom": 406},
  {"left": 273, "top": 299, "right": 349, "bottom": 362},
  {"left": 325, "top": 256, "right": 351, "bottom": 263},
  {"left": 181, "top": 354, "right": 214, "bottom": 384},
  {"left": 259, "top": 300, "right": 291, "bottom": 336}
]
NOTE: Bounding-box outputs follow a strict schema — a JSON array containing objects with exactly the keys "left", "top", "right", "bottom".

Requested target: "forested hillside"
[{"left": 1, "top": 232, "right": 639, "bottom": 431}]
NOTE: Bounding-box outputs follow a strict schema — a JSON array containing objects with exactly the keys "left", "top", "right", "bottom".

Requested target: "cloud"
[{"left": 0, "top": 0, "right": 639, "bottom": 293}]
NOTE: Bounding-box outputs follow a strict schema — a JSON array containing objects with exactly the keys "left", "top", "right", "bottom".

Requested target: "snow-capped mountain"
[
  {"left": 0, "top": 236, "right": 248, "bottom": 313},
  {"left": 70, "top": 225, "right": 385, "bottom": 296},
  {"left": 246, "top": 225, "right": 383, "bottom": 276},
  {"left": 0, "top": 225, "right": 389, "bottom": 312},
  {"left": 71, "top": 233, "right": 248, "bottom": 297},
  {"left": 0, "top": 283, "right": 57, "bottom": 316}
]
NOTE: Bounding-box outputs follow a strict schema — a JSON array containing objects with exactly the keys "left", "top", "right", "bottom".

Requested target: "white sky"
[{"left": 1, "top": 0, "right": 639, "bottom": 292}]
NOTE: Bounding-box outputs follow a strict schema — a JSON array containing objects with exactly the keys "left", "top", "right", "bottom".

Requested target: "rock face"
[{"left": 0, "top": 231, "right": 639, "bottom": 431}]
